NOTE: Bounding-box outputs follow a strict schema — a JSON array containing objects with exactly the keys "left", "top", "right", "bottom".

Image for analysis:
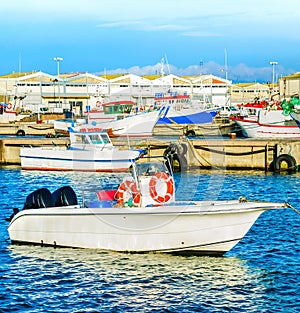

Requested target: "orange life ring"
[
  {"left": 115, "top": 179, "right": 141, "bottom": 207},
  {"left": 149, "top": 172, "right": 174, "bottom": 204},
  {"left": 7, "top": 103, "right": 12, "bottom": 110}
]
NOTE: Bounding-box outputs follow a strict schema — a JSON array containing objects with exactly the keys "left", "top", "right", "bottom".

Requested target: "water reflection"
[{"left": 5, "top": 245, "right": 265, "bottom": 312}]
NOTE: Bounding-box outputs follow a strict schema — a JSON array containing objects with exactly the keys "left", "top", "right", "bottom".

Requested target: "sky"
[{"left": 1, "top": 0, "right": 300, "bottom": 82}]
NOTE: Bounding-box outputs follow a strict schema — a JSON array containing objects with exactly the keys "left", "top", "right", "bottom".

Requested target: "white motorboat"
[
  {"left": 7, "top": 159, "right": 290, "bottom": 256},
  {"left": 20, "top": 126, "right": 145, "bottom": 172}
]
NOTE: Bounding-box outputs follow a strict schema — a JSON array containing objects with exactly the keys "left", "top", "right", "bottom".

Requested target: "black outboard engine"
[
  {"left": 23, "top": 188, "right": 53, "bottom": 210},
  {"left": 52, "top": 186, "right": 78, "bottom": 207}
]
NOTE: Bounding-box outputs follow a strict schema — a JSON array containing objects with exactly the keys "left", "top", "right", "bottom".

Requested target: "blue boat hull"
[{"left": 157, "top": 110, "right": 218, "bottom": 125}]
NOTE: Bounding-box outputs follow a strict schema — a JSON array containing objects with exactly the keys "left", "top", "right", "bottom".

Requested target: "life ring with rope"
[
  {"left": 115, "top": 179, "right": 141, "bottom": 207},
  {"left": 149, "top": 172, "right": 174, "bottom": 204},
  {"left": 7, "top": 103, "right": 13, "bottom": 110}
]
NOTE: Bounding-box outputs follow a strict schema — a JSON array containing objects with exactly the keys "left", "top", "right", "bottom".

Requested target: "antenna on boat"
[
  {"left": 160, "top": 54, "right": 171, "bottom": 78},
  {"left": 164, "top": 54, "right": 171, "bottom": 75},
  {"left": 160, "top": 57, "right": 165, "bottom": 78},
  {"left": 224, "top": 48, "right": 231, "bottom": 105}
]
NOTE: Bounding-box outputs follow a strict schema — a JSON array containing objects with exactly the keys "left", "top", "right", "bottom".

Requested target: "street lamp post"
[
  {"left": 53, "top": 57, "right": 63, "bottom": 76},
  {"left": 269, "top": 61, "right": 278, "bottom": 96},
  {"left": 53, "top": 57, "right": 63, "bottom": 109}
]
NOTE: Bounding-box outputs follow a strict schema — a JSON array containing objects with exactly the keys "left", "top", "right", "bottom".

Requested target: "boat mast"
[{"left": 224, "top": 48, "right": 231, "bottom": 106}]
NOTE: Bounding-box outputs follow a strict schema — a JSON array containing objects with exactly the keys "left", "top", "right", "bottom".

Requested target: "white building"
[{"left": 0, "top": 71, "right": 231, "bottom": 115}]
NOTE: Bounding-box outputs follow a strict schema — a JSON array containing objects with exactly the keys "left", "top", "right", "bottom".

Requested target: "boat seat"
[
  {"left": 52, "top": 186, "right": 78, "bottom": 207},
  {"left": 23, "top": 188, "right": 54, "bottom": 210},
  {"left": 96, "top": 189, "right": 117, "bottom": 201}
]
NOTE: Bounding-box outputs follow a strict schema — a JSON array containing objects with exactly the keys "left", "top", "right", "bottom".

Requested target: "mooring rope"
[{"left": 285, "top": 202, "right": 300, "bottom": 215}]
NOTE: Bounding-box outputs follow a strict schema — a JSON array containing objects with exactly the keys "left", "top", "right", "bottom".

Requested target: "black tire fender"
[
  {"left": 272, "top": 154, "right": 297, "bottom": 173},
  {"left": 185, "top": 130, "right": 196, "bottom": 137},
  {"left": 16, "top": 129, "right": 25, "bottom": 136}
]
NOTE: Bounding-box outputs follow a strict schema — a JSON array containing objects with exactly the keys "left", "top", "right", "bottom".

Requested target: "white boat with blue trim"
[
  {"left": 8, "top": 158, "right": 293, "bottom": 256},
  {"left": 20, "top": 126, "right": 145, "bottom": 172},
  {"left": 154, "top": 91, "right": 219, "bottom": 125}
]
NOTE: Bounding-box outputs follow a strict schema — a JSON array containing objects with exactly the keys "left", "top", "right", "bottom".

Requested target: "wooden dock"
[{"left": 1, "top": 136, "right": 299, "bottom": 172}]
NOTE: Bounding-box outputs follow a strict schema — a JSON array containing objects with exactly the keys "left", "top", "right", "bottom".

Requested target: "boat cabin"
[
  {"left": 102, "top": 101, "right": 135, "bottom": 115},
  {"left": 69, "top": 126, "right": 113, "bottom": 149},
  {"left": 154, "top": 92, "right": 190, "bottom": 110}
]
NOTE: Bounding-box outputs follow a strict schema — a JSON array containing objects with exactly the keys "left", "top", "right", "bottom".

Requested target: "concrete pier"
[
  {"left": 0, "top": 137, "right": 69, "bottom": 164},
  {"left": 133, "top": 137, "right": 300, "bottom": 171}
]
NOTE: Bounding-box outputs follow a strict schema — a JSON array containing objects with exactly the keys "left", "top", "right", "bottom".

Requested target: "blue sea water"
[{"left": 0, "top": 167, "right": 299, "bottom": 312}]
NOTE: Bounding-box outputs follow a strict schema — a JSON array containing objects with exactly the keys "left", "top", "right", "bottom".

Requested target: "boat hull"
[
  {"left": 20, "top": 147, "right": 140, "bottom": 172},
  {"left": 158, "top": 107, "right": 218, "bottom": 125},
  {"left": 88, "top": 110, "right": 162, "bottom": 137},
  {"left": 8, "top": 201, "right": 282, "bottom": 255},
  {"left": 232, "top": 117, "right": 300, "bottom": 138}
]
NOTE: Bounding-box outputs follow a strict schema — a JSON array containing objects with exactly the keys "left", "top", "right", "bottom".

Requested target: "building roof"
[{"left": 280, "top": 72, "right": 300, "bottom": 80}]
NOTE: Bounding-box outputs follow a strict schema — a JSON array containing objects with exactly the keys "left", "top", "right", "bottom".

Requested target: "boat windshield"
[
  {"left": 74, "top": 134, "right": 90, "bottom": 144},
  {"left": 73, "top": 132, "right": 111, "bottom": 145},
  {"left": 135, "top": 161, "right": 170, "bottom": 176},
  {"left": 89, "top": 133, "right": 111, "bottom": 145},
  {"left": 100, "top": 133, "right": 110, "bottom": 144}
]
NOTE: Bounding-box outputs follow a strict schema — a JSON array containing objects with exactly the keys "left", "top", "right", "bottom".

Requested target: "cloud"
[
  {"left": 96, "top": 61, "right": 295, "bottom": 83},
  {"left": 97, "top": 19, "right": 193, "bottom": 32}
]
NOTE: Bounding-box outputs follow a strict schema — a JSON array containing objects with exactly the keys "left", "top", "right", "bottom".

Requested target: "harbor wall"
[
  {"left": 0, "top": 136, "right": 299, "bottom": 172},
  {"left": 134, "top": 138, "right": 299, "bottom": 171},
  {"left": 0, "top": 137, "right": 69, "bottom": 164}
]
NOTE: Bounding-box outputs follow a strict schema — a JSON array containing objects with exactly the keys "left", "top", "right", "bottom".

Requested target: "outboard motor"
[
  {"left": 23, "top": 188, "right": 53, "bottom": 210},
  {"left": 52, "top": 186, "right": 78, "bottom": 207}
]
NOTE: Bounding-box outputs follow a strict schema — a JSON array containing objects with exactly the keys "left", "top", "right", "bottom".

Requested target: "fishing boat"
[
  {"left": 7, "top": 158, "right": 291, "bottom": 256},
  {"left": 20, "top": 126, "right": 146, "bottom": 172},
  {"left": 154, "top": 91, "right": 219, "bottom": 124},
  {"left": 231, "top": 109, "right": 300, "bottom": 138},
  {"left": 235, "top": 100, "right": 268, "bottom": 119},
  {"left": 87, "top": 101, "right": 168, "bottom": 137}
]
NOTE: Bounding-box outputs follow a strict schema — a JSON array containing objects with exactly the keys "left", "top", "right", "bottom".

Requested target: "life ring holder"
[
  {"left": 115, "top": 179, "right": 141, "bottom": 207},
  {"left": 149, "top": 172, "right": 174, "bottom": 204}
]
